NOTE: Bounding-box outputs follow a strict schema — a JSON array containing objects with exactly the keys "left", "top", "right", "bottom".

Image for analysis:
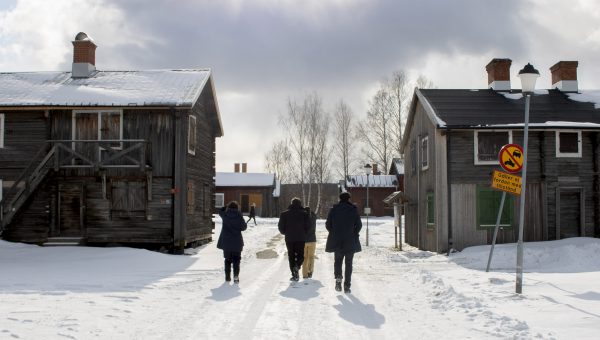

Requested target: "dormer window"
[
  {"left": 556, "top": 130, "right": 581, "bottom": 158},
  {"left": 475, "top": 130, "right": 512, "bottom": 165}
]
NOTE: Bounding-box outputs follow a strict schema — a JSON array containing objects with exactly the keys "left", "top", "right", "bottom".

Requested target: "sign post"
[{"left": 486, "top": 144, "right": 524, "bottom": 272}]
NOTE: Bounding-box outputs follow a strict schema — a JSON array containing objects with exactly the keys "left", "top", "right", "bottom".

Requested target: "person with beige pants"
[{"left": 302, "top": 206, "right": 317, "bottom": 279}]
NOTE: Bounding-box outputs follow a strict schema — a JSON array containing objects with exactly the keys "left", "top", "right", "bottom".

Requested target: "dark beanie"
[{"left": 339, "top": 192, "right": 351, "bottom": 201}]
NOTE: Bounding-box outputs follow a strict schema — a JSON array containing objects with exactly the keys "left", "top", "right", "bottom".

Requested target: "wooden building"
[
  {"left": 279, "top": 183, "right": 339, "bottom": 218},
  {"left": 215, "top": 164, "right": 277, "bottom": 217},
  {"left": 401, "top": 58, "right": 600, "bottom": 252},
  {"left": 389, "top": 158, "right": 405, "bottom": 192},
  {"left": 0, "top": 32, "right": 223, "bottom": 252},
  {"left": 343, "top": 170, "right": 399, "bottom": 217}
]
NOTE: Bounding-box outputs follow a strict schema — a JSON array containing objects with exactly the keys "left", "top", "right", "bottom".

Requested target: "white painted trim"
[
  {"left": 188, "top": 115, "right": 197, "bottom": 155},
  {"left": 552, "top": 80, "right": 578, "bottom": 93},
  {"left": 488, "top": 80, "right": 511, "bottom": 91},
  {"left": 0, "top": 114, "right": 4, "bottom": 148},
  {"left": 474, "top": 130, "right": 513, "bottom": 165},
  {"left": 215, "top": 193, "right": 224, "bottom": 208},
  {"left": 555, "top": 130, "right": 582, "bottom": 158},
  {"left": 421, "top": 136, "right": 429, "bottom": 170}
]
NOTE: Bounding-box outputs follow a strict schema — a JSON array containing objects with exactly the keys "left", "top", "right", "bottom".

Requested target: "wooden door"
[
  {"left": 59, "top": 183, "right": 84, "bottom": 237},
  {"left": 240, "top": 194, "right": 249, "bottom": 214},
  {"left": 249, "top": 194, "right": 263, "bottom": 216},
  {"left": 74, "top": 111, "right": 98, "bottom": 164},
  {"left": 557, "top": 188, "right": 583, "bottom": 239}
]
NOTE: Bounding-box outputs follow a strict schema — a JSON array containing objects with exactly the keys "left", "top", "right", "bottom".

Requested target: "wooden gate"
[{"left": 556, "top": 187, "right": 584, "bottom": 239}]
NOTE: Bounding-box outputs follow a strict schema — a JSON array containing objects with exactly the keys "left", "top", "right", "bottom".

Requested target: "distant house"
[
  {"left": 388, "top": 158, "right": 405, "bottom": 192},
  {"left": 343, "top": 165, "right": 398, "bottom": 217},
  {"left": 279, "top": 183, "right": 339, "bottom": 218},
  {"left": 401, "top": 58, "right": 600, "bottom": 252},
  {"left": 0, "top": 32, "right": 223, "bottom": 252},
  {"left": 215, "top": 163, "right": 277, "bottom": 217}
]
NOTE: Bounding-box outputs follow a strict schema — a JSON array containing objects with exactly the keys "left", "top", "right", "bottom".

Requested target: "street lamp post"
[
  {"left": 516, "top": 63, "right": 539, "bottom": 294},
  {"left": 364, "top": 163, "right": 372, "bottom": 246}
]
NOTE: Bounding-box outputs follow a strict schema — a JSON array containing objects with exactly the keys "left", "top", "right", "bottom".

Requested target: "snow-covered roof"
[
  {"left": 390, "top": 158, "right": 404, "bottom": 175},
  {"left": 0, "top": 69, "right": 212, "bottom": 107},
  {"left": 215, "top": 172, "right": 276, "bottom": 187},
  {"left": 345, "top": 175, "right": 398, "bottom": 188}
]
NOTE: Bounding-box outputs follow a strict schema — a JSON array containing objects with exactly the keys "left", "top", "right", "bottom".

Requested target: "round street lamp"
[
  {"left": 515, "top": 62, "right": 539, "bottom": 294},
  {"left": 364, "top": 163, "right": 372, "bottom": 246}
]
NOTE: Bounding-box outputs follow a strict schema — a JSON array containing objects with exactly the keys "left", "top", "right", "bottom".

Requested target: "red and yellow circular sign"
[{"left": 498, "top": 144, "right": 524, "bottom": 173}]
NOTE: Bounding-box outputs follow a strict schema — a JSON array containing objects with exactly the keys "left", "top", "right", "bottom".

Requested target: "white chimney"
[
  {"left": 486, "top": 58, "right": 512, "bottom": 91},
  {"left": 550, "top": 61, "right": 578, "bottom": 92},
  {"left": 71, "top": 32, "right": 97, "bottom": 78}
]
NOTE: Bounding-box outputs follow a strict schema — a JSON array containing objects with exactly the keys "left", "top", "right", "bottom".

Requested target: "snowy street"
[{"left": 1, "top": 217, "right": 600, "bottom": 339}]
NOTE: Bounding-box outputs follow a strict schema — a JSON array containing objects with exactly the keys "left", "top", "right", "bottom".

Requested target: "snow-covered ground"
[{"left": 1, "top": 216, "right": 599, "bottom": 339}]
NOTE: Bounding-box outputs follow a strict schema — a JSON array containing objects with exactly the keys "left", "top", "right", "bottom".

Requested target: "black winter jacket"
[
  {"left": 278, "top": 202, "right": 309, "bottom": 243},
  {"left": 325, "top": 201, "right": 362, "bottom": 253},
  {"left": 217, "top": 207, "right": 247, "bottom": 252}
]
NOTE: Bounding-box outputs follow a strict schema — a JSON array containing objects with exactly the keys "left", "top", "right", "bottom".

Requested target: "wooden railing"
[{"left": 1, "top": 140, "right": 150, "bottom": 233}]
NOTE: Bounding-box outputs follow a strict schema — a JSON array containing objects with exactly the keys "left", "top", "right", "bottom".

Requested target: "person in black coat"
[
  {"left": 246, "top": 203, "right": 257, "bottom": 226},
  {"left": 278, "top": 197, "right": 309, "bottom": 281},
  {"left": 217, "top": 201, "right": 248, "bottom": 283},
  {"left": 302, "top": 206, "right": 317, "bottom": 279},
  {"left": 325, "top": 191, "right": 362, "bottom": 293}
]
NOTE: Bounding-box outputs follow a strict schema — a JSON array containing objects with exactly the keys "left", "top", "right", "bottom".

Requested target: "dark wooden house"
[
  {"left": 0, "top": 32, "right": 223, "bottom": 252},
  {"left": 215, "top": 164, "right": 277, "bottom": 217},
  {"left": 389, "top": 158, "right": 405, "bottom": 192},
  {"left": 401, "top": 58, "right": 600, "bottom": 252},
  {"left": 343, "top": 170, "right": 399, "bottom": 217}
]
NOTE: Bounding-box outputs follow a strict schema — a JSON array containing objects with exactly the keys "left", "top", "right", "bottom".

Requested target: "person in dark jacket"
[
  {"left": 278, "top": 197, "right": 309, "bottom": 281},
  {"left": 246, "top": 203, "right": 257, "bottom": 226},
  {"left": 217, "top": 201, "right": 248, "bottom": 283},
  {"left": 302, "top": 206, "right": 317, "bottom": 279},
  {"left": 325, "top": 191, "right": 362, "bottom": 293}
]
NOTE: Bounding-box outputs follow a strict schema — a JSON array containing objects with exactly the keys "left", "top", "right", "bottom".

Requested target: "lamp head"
[{"left": 518, "top": 63, "right": 540, "bottom": 94}]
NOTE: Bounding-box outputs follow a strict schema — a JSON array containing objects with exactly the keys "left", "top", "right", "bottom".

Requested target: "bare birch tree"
[
  {"left": 387, "top": 70, "right": 410, "bottom": 157},
  {"left": 264, "top": 139, "right": 292, "bottom": 184},
  {"left": 333, "top": 99, "right": 354, "bottom": 181}
]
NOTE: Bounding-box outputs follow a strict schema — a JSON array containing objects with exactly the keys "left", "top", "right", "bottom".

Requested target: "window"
[
  {"left": 421, "top": 136, "right": 429, "bottom": 170},
  {"left": 474, "top": 130, "right": 512, "bottom": 165},
  {"left": 188, "top": 115, "right": 197, "bottom": 155},
  {"left": 426, "top": 192, "right": 435, "bottom": 228},
  {"left": 73, "top": 110, "right": 123, "bottom": 149},
  {"left": 187, "top": 181, "right": 195, "bottom": 215},
  {"left": 556, "top": 131, "right": 581, "bottom": 158},
  {"left": 410, "top": 141, "right": 417, "bottom": 174},
  {"left": 476, "top": 186, "right": 514, "bottom": 229},
  {"left": 0, "top": 114, "right": 4, "bottom": 148},
  {"left": 215, "top": 193, "right": 224, "bottom": 208}
]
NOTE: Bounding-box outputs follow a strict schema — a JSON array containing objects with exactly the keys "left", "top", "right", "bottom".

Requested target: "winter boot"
[
  {"left": 292, "top": 266, "right": 300, "bottom": 281},
  {"left": 335, "top": 277, "right": 342, "bottom": 292},
  {"left": 233, "top": 276, "right": 240, "bottom": 284},
  {"left": 344, "top": 282, "right": 351, "bottom": 294},
  {"left": 308, "top": 271, "right": 312, "bottom": 279}
]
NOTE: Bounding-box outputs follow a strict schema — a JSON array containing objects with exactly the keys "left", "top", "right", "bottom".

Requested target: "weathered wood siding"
[
  {"left": 0, "top": 111, "right": 48, "bottom": 180},
  {"left": 185, "top": 85, "right": 218, "bottom": 243}
]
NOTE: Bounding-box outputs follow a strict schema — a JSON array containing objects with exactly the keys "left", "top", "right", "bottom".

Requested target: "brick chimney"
[
  {"left": 372, "top": 163, "right": 378, "bottom": 175},
  {"left": 242, "top": 163, "right": 247, "bottom": 173},
  {"left": 72, "top": 32, "right": 97, "bottom": 78},
  {"left": 234, "top": 163, "right": 240, "bottom": 172},
  {"left": 486, "top": 58, "right": 512, "bottom": 91},
  {"left": 550, "top": 61, "right": 578, "bottom": 92}
]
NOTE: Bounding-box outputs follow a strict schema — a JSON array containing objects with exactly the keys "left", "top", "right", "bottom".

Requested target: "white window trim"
[
  {"left": 215, "top": 193, "right": 224, "bottom": 208},
  {"left": 421, "top": 136, "right": 429, "bottom": 171},
  {"left": 474, "top": 130, "right": 513, "bottom": 165},
  {"left": 0, "top": 114, "right": 4, "bottom": 148},
  {"left": 72, "top": 110, "right": 124, "bottom": 149},
  {"left": 555, "top": 130, "right": 582, "bottom": 158},
  {"left": 188, "top": 115, "right": 197, "bottom": 155}
]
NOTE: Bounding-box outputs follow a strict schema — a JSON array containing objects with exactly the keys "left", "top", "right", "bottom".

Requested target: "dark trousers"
[
  {"left": 334, "top": 251, "right": 355, "bottom": 284},
  {"left": 246, "top": 216, "right": 256, "bottom": 225},
  {"left": 223, "top": 250, "right": 241, "bottom": 278},
  {"left": 286, "top": 241, "right": 305, "bottom": 272}
]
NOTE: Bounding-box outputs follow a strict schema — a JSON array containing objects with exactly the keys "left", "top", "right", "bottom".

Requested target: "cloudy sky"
[{"left": 1, "top": 0, "right": 600, "bottom": 172}]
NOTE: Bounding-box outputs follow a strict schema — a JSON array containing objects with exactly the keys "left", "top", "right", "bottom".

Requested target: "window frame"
[
  {"left": 476, "top": 186, "right": 514, "bottom": 230},
  {"left": 410, "top": 141, "right": 417, "bottom": 174},
  {"left": 474, "top": 130, "right": 513, "bottom": 165},
  {"left": 426, "top": 192, "right": 435, "bottom": 229},
  {"left": 555, "top": 130, "right": 582, "bottom": 158},
  {"left": 421, "top": 136, "right": 429, "bottom": 171},
  {"left": 215, "top": 193, "right": 224, "bottom": 208},
  {"left": 0, "top": 114, "right": 4, "bottom": 148},
  {"left": 188, "top": 115, "right": 197, "bottom": 155}
]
